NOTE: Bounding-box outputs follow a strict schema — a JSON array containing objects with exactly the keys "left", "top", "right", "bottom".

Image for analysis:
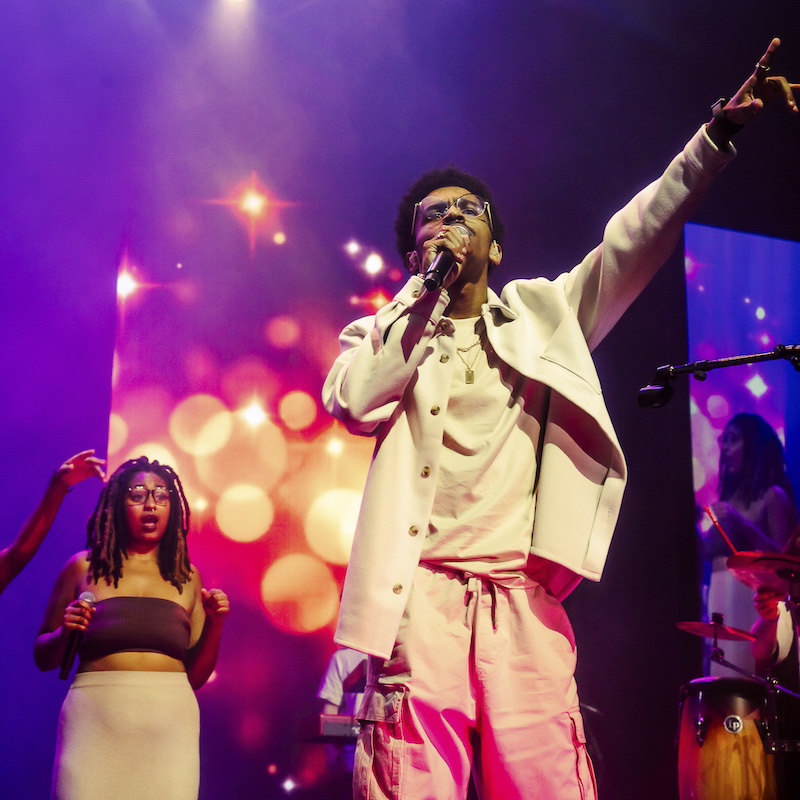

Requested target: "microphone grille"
[{"left": 78, "top": 591, "right": 96, "bottom": 607}]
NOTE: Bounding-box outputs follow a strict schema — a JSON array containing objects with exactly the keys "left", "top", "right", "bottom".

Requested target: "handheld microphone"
[
  {"left": 59, "top": 591, "right": 96, "bottom": 680},
  {"left": 422, "top": 225, "right": 470, "bottom": 292}
]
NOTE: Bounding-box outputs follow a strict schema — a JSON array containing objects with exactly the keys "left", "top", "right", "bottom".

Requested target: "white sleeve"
[
  {"left": 317, "top": 654, "right": 345, "bottom": 707},
  {"left": 774, "top": 601, "right": 796, "bottom": 666}
]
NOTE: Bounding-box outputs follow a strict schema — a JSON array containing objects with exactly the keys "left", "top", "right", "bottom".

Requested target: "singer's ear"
[
  {"left": 489, "top": 241, "right": 502, "bottom": 268},
  {"left": 405, "top": 251, "right": 421, "bottom": 274}
]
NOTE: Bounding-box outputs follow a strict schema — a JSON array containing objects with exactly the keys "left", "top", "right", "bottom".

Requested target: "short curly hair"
[{"left": 394, "top": 167, "right": 506, "bottom": 262}]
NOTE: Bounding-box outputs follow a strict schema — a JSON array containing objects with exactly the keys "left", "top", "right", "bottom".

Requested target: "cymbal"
[
  {"left": 676, "top": 620, "right": 755, "bottom": 642},
  {"left": 727, "top": 551, "right": 800, "bottom": 595}
]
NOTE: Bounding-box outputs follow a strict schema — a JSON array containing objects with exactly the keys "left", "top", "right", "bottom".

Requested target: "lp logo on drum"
[{"left": 723, "top": 714, "right": 744, "bottom": 735}]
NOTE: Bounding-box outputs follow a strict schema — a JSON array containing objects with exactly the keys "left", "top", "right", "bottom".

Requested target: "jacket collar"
[{"left": 483, "top": 287, "right": 517, "bottom": 321}]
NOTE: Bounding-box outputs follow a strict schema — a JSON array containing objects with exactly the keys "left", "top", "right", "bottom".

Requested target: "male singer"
[{"left": 323, "top": 40, "right": 799, "bottom": 799}]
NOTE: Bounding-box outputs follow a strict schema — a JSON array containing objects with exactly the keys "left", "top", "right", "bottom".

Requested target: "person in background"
[
  {"left": 751, "top": 578, "right": 800, "bottom": 794},
  {"left": 34, "top": 455, "right": 229, "bottom": 800},
  {"left": 702, "top": 413, "right": 797, "bottom": 675},
  {"left": 318, "top": 645, "right": 368, "bottom": 718},
  {"left": 0, "top": 449, "right": 105, "bottom": 596},
  {"left": 317, "top": 646, "right": 368, "bottom": 798}
]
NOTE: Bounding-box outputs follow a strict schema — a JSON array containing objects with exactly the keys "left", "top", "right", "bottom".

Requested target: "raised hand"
[
  {"left": 723, "top": 38, "right": 799, "bottom": 125},
  {"left": 753, "top": 587, "right": 784, "bottom": 622},
  {"left": 201, "top": 587, "right": 230, "bottom": 623},
  {"left": 55, "top": 450, "right": 106, "bottom": 488}
]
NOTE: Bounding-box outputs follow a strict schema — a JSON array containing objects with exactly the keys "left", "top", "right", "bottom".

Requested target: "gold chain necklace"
[{"left": 454, "top": 336, "right": 482, "bottom": 384}]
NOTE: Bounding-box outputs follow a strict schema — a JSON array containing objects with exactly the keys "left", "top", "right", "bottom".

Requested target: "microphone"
[
  {"left": 59, "top": 591, "right": 96, "bottom": 680},
  {"left": 637, "top": 381, "right": 674, "bottom": 409},
  {"left": 422, "top": 224, "right": 470, "bottom": 292}
]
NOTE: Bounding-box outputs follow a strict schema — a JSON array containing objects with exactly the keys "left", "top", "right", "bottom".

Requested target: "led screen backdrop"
[
  {"left": 685, "top": 222, "right": 800, "bottom": 666},
  {"left": 106, "top": 188, "right": 403, "bottom": 795},
  {"left": 685, "top": 223, "right": 800, "bottom": 514}
]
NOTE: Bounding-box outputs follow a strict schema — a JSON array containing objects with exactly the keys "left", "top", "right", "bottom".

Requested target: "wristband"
[{"left": 711, "top": 97, "right": 744, "bottom": 139}]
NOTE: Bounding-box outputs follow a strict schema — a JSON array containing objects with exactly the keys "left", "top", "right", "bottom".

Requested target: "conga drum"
[{"left": 678, "top": 677, "right": 776, "bottom": 800}]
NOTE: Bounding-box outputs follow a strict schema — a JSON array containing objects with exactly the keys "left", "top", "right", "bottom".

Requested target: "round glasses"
[
  {"left": 411, "top": 192, "right": 493, "bottom": 234},
  {"left": 126, "top": 486, "right": 171, "bottom": 506}
]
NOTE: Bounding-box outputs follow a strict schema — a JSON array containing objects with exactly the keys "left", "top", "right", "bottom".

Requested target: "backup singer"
[{"left": 35, "top": 456, "right": 229, "bottom": 800}]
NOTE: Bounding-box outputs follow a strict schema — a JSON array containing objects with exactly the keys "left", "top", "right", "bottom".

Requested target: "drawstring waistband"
[
  {"left": 418, "top": 561, "right": 539, "bottom": 633},
  {"left": 464, "top": 574, "right": 498, "bottom": 631}
]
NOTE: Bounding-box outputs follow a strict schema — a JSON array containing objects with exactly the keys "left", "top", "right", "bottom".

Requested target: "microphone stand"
[{"left": 638, "top": 344, "right": 800, "bottom": 408}]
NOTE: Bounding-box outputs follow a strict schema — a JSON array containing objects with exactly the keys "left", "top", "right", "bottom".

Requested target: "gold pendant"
[{"left": 465, "top": 369, "right": 475, "bottom": 384}]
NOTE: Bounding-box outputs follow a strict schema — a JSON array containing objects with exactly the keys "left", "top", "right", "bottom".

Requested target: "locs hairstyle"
[
  {"left": 394, "top": 166, "right": 506, "bottom": 262},
  {"left": 85, "top": 456, "right": 192, "bottom": 591}
]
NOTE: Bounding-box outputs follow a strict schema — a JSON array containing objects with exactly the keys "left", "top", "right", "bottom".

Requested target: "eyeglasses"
[
  {"left": 411, "top": 193, "right": 493, "bottom": 235},
  {"left": 126, "top": 486, "right": 171, "bottom": 506}
]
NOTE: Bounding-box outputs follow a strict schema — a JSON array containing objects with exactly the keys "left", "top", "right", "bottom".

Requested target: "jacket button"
[
  {"left": 392, "top": 584, "right": 403, "bottom": 594},
  {"left": 430, "top": 406, "right": 440, "bottom": 415},
  {"left": 440, "top": 354, "right": 450, "bottom": 362},
  {"left": 411, "top": 290, "right": 420, "bottom": 298},
  {"left": 420, "top": 466, "right": 430, "bottom": 478},
  {"left": 408, "top": 526, "right": 419, "bottom": 537}
]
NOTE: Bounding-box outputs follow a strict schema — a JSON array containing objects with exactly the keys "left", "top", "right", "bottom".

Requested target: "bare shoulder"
[
  {"left": 762, "top": 485, "right": 795, "bottom": 511},
  {"left": 188, "top": 563, "right": 203, "bottom": 586},
  {"left": 185, "top": 564, "right": 204, "bottom": 606},
  {"left": 61, "top": 551, "right": 91, "bottom": 582}
]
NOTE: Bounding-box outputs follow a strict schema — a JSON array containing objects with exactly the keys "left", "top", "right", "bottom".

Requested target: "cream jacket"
[{"left": 323, "top": 126, "right": 734, "bottom": 658}]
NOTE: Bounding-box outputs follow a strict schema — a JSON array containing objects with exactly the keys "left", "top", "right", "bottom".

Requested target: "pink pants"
[{"left": 353, "top": 565, "right": 597, "bottom": 800}]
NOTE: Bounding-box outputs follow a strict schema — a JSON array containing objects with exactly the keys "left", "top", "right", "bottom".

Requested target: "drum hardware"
[
  {"left": 676, "top": 612, "right": 755, "bottom": 643},
  {"left": 726, "top": 552, "right": 800, "bottom": 597},
  {"left": 694, "top": 713, "right": 710, "bottom": 746},
  {"left": 678, "top": 615, "right": 800, "bottom": 757},
  {"left": 675, "top": 552, "right": 800, "bottom": 797}
]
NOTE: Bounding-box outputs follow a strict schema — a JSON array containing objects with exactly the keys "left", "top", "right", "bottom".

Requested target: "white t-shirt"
[
  {"left": 317, "top": 647, "right": 368, "bottom": 715},
  {"left": 422, "top": 315, "right": 549, "bottom": 582}
]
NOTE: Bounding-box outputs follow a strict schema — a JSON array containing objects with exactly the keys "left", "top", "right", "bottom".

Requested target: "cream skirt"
[{"left": 52, "top": 671, "right": 200, "bottom": 800}]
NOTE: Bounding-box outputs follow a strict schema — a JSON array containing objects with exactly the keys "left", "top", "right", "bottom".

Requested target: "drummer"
[
  {"left": 751, "top": 577, "right": 800, "bottom": 793},
  {"left": 750, "top": 528, "right": 800, "bottom": 673},
  {"left": 751, "top": 584, "right": 798, "bottom": 676},
  {"left": 703, "top": 414, "right": 797, "bottom": 676}
]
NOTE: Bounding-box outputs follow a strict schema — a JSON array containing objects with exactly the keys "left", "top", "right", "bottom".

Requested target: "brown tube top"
[{"left": 78, "top": 597, "right": 191, "bottom": 664}]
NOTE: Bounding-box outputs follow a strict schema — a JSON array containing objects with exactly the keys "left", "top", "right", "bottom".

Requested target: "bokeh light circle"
[
  {"left": 122, "top": 442, "right": 180, "bottom": 472},
  {"left": 264, "top": 316, "right": 300, "bottom": 349},
  {"left": 216, "top": 483, "right": 274, "bottom": 542},
  {"left": 706, "top": 394, "right": 730, "bottom": 421},
  {"left": 169, "top": 394, "right": 233, "bottom": 456},
  {"left": 260, "top": 554, "right": 339, "bottom": 633},
  {"left": 108, "top": 412, "right": 129, "bottom": 455},
  {"left": 278, "top": 390, "right": 317, "bottom": 431},
  {"left": 304, "top": 489, "right": 361, "bottom": 565},
  {"left": 196, "top": 416, "right": 288, "bottom": 495}
]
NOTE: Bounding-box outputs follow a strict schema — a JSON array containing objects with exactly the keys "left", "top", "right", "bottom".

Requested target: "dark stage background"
[{"left": 1, "top": 2, "right": 799, "bottom": 798}]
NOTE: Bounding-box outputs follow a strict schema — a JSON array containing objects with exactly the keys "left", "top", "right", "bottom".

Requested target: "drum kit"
[{"left": 676, "top": 551, "right": 800, "bottom": 800}]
